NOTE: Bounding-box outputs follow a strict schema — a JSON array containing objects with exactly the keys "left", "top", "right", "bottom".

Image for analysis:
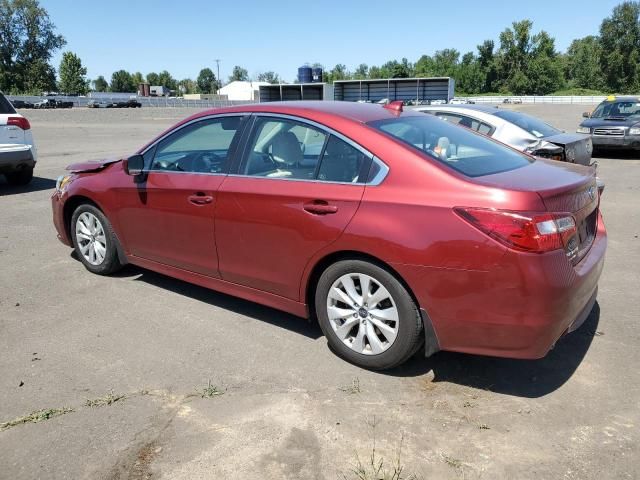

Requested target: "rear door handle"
[
  {"left": 188, "top": 193, "right": 213, "bottom": 205},
  {"left": 303, "top": 201, "right": 338, "bottom": 215}
]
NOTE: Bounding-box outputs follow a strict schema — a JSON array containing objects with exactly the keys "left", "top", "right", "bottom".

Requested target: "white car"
[
  {"left": 449, "top": 98, "right": 475, "bottom": 105},
  {"left": 0, "top": 92, "right": 37, "bottom": 185},
  {"left": 430, "top": 99, "right": 447, "bottom": 105}
]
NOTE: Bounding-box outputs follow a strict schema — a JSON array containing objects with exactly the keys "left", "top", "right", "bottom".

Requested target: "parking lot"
[{"left": 1, "top": 104, "right": 638, "bottom": 479}]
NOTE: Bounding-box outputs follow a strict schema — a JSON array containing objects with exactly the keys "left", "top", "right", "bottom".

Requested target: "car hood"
[
  {"left": 580, "top": 117, "right": 638, "bottom": 128},
  {"left": 66, "top": 157, "right": 121, "bottom": 173}
]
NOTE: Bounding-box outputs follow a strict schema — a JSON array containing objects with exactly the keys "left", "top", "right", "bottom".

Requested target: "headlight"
[
  {"left": 629, "top": 127, "right": 640, "bottom": 135},
  {"left": 576, "top": 126, "right": 590, "bottom": 134},
  {"left": 55, "top": 174, "right": 73, "bottom": 192}
]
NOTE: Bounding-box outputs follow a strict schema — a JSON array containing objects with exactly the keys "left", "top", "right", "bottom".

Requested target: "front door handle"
[
  {"left": 303, "top": 201, "right": 338, "bottom": 215},
  {"left": 188, "top": 193, "right": 213, "bottom": 205}
]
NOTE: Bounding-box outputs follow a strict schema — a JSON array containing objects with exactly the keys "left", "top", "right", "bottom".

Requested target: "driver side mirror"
[
  {"left": 124, "top": 154, "right": 144, "bottom": 176},
  {"left": 582, "top": 111, "right": 591, "bottom": 118}
]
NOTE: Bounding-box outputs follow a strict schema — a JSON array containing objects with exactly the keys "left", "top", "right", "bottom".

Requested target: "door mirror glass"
[{"left": 125, "top": 154, "right": 144, "bottom": 176}]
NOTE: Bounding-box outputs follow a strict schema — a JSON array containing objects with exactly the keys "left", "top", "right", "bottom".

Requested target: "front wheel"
[
  {"left": 315, "top": 260, "right": 423, "bottom": 370},
  {"left": 71, "top": 204, "right": 123, "bottom": 275}
]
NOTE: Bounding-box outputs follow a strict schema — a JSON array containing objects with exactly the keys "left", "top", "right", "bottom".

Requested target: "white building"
[{"left": 218, "top": 81, "right": 269, "bottom": 101}]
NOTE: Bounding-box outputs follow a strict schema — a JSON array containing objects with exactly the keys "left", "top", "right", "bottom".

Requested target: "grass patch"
[
  {"left": 85, "top": 391, "right": 126, "bottom": 407},
  {"left": 339, "top": 377, "right": 361, "bottom": 395},
  {"left": 0, "top": 407, "right": 74, "bottom": 432},
  {"left": 198, "top": 380, "right": 224, "bottom": 398}
]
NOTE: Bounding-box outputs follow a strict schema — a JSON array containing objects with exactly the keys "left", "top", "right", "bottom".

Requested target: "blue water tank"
[
  {"left": 298, "top": 66, "right": 312, "bottom": 84},
  {"left": 311, "top": 67, "right": 323, "bottom": 83}
]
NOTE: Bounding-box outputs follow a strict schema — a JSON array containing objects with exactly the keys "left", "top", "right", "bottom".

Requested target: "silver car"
[{"left": 412, "top": 105, "right": 593, "bottom": 166}]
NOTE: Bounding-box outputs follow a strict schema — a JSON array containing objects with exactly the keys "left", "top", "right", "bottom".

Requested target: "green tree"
[
  {"left": 229, "top": 65, "right": 249, "bottom": 82},
  {"left": 415, "top": 55, "right": 435, "bottom": 77},
  {"left": 456, "top": 52, "right": 484, "bottom": 94},
  {"left": 146, "top": 72, "right": 159, "bottom": 85},
  {"left": 93, "top": 75, "right": 108, "bottom": 92},
  {"left": 58, "top": 51, "right": 87, "bottom": 94},
  {"left": 327, "top": 64, "right": 349, "bottom": 82},
  {"left": 565, "top": 36, "right": 603, "bottom": 90},
  {"left": 178, "top": 78, "right": 196, "bottom": 94},
  {"left": 0, "top": 0, "right": 66, "bottom": 93},
  {"left": 257, "top": 71, "right": 281, "bottom": 84},
  {"left": 157, "top": 70, "right": 177, "bottom": 90},
  {"left": 110, "top": 70, "right": 134, "bottom": 92},
  {"left": 477, "top": 39, "right": 497, "bottom": 92},
  {"left": 131, "top": 72, "right": 144, "bottom": 86},
  {"left": 599, "top": 1, "right": 640, "bottom": 92},
  {"left": 352, "top": 64, "right": 368, "bottom": 79},
  {"left": 368, "top": 65, "right": 382, "bottom": 79},
  {"left": 197, "top": 68, "right": 217, "bottom": 93}
]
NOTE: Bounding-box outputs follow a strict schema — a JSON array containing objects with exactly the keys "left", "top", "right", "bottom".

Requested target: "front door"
[
  {"left": 215, "top": 115, "right": 371, "bottom": 300},
  {"left": 113, "top": 115, "right": 247, "bottom": 277}
]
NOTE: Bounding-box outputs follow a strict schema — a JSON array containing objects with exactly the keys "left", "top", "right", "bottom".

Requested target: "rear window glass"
[
  {"left": 0, "top": 93, "right": 16, "bottom": 114},
  {"left": 491, "top": 109, "right": 559, "bottom": 138},
  {"left": 368, "top": 115, "right": 532, "bottom": 177}
]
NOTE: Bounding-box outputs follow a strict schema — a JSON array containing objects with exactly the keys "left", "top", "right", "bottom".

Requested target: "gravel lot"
[{"left": 1, "top": 104, "right": 638, "bottom": 479}]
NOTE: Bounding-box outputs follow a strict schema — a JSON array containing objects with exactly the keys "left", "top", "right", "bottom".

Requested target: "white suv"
[{"left": 0, "top": 92, "right": 37, "bottom": 185}]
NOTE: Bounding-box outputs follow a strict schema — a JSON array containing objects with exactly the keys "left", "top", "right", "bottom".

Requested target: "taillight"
[
  {"left": 7, "top": 116, "right": 30, "bottom": 130},
  {"left": 455, "top": 207, "right": 578, "bottom": 256}
]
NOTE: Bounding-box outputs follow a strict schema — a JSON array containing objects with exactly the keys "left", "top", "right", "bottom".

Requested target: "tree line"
[{"left": 1, "top": 0, "right": 640, "bottom": 96}]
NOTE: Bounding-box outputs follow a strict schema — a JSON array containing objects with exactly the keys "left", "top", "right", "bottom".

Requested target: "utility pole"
[{"left": 214, "top": 59, "right": 221, "bottom": 93}]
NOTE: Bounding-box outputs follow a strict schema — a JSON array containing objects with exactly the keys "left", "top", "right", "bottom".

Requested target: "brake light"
[
  {"left": 7, "top": 116, "right": 30, "bottom": 130},
  {"left": 455, "top": 207, "right": 577, "bottom": 255}
]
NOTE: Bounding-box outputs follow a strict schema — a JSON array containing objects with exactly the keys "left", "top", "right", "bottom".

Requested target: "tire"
[
  {"left": 315, "top": 260, "right": 423, "bottom": 370},
  {"left": 70, "top": 204, "right": 123, "bottom": 275},
  {"left": 5, "top": 167, "right": 33, "bottom": 186}
]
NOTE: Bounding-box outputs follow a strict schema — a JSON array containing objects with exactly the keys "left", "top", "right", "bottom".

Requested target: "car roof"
[
  {"left": 601, "top": 96, "right": 640, "bottom": 103},
  {"left": 187, "top": 101, "right": 425, "bottom": 125}
]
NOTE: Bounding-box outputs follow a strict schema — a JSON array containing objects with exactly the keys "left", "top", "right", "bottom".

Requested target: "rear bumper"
[
  {"left": 394, "top": 211, "right": 607, "bottom": 359},
  {"left": 0, "top": 146, "right": 36, "bottom": 173}
]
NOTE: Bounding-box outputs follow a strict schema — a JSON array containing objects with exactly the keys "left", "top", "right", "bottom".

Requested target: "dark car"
[
  {"left": 51, "top": 101, "right": 606, "bottom": 370},
  {"left": 578, "top": 96, "right": 640, "bottom": 151},
  {"left": 414, "top": 105, "right": 594, "bottom": 166}
]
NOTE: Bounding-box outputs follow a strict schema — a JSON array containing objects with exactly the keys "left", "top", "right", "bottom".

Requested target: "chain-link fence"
[{"left": 7, "top": 94, "right": 253, "bottom": 109}]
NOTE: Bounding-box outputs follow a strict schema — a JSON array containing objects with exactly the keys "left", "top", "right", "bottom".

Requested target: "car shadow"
[
  {"left": 593, "top": 149, "right": 640, "bottom": 160},
  {"left": 70, "top": 253, "right": 600, "bottom": 393},
  {"left": 388, "top": 303, "right": 601, "bottom": 398},
  {"left": 110, "top": 264, "right": 324, "bottom": 340},
  {"left": 0, "top": 176, "right": 56, "bottom": 195}
]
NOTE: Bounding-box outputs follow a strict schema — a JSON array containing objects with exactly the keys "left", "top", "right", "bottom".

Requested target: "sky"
[{"left": 44, "top": 0, "right": 623, "bottom": 83}]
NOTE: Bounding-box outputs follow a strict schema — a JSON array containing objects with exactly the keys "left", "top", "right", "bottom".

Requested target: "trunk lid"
[
  {"left": 542, "top": 132, "right": 593, "bottom": 166},
  {"left": 475, "top": 159, "right": 599, "bottom": 262},
  {"left": 0, "top": 114, "right": 26, "bottom": 146}
]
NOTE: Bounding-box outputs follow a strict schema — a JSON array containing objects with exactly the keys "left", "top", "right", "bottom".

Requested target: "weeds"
[
  {"left": 198, "top": 380, "right": 224, "bottom": 398},
  {"left": 342, "top": 417, "right": 417, "bottom": 480},
  {"left": 0, "top": 407, "right": 73, "bottom": 432},
  {"left": 339, "top": 377, "right": 361, "bottom": 395},
  {"left": 85, "top": 391, "right": 126, "bottom": 407}
]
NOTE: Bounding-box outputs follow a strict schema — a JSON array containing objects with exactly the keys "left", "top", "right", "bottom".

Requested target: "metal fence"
[
  {"left": 7, "top": 95, "right": 253, "bottom": 109},
  {"left": 468, "top": 95, "right": 608, "bottom": 104}
]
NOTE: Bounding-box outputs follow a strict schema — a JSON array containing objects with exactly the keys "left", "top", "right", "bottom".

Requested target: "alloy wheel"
[{"left": 75, "top": 212, "right": 107, "bottom": 265}]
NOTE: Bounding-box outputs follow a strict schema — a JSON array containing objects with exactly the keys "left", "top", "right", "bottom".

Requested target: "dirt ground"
[{"left": 0, "top": 104, "right": 638, "bottom": 479}]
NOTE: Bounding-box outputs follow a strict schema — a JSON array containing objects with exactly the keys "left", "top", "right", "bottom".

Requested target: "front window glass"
[
  {"left": 150, "top": 116, "right": 243, "bottom": 173},
  {"left": 491, "top": 109, "right": 559, "bottom": 138},
  {"left": 368, "top": 115, "right": 532, "bottom": 177},
  {"left": 590, "top": 101, "right": 640, "bottom": 119}
]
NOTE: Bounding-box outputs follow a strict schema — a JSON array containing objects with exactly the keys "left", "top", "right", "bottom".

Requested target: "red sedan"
[{"left": 51, "top": 101, "right": 606, "bottom": 370}]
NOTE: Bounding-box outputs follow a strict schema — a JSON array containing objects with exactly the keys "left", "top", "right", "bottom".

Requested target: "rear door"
[
  {"left": 114, "top": 115, "right": 247, "bottom": 277},
  {"left": 214, "top": 115, "right": 371, "bottom": 300}
]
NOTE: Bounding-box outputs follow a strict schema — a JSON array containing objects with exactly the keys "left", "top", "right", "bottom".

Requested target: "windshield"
[
  {"left": 491, "top": 109, "right": 560, "bottom": 138},
  {"left": 368, "top": 115, "right": 533, "bottom": 177},
  {"left": 590, "top": 101, "right": 640, "bottom": 119}
]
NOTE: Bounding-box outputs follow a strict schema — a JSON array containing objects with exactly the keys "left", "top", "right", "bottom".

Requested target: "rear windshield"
[
  {"left": 590, "top": 100, "right": 640, "bottom": 119},
  {"left": 368, "top": 115, "right": 532, "bottom": 177},
  {"left": 0, "top": 93, "right": 16, "bottom": 114},
  {"left": 491, "top": 109, "right": 560, "bottom": 138}
]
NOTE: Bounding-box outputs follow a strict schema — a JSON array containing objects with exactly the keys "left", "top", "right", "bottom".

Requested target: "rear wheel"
[
  {"left": 315, "top": 260, "right": 423, "bottom": 370},
  {"left": 71, "top": 204, "right": 123, "bottom": 275},
  {"left": 5, "top": 167, "right": 33, "bottom": 186}
]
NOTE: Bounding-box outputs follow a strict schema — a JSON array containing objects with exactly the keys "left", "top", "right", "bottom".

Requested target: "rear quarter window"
[
  {"left": 368, "top": 115, "right": 532, "bottom": 177},
  {"left": 0, "top": 93, "right": 17, "bottom": 114}
]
